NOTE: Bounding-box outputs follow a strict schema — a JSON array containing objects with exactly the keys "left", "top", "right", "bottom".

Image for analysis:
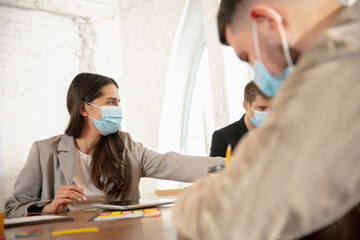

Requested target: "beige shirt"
[
  {"left": 173, "top": 2, "right": 360, "bottom": 240},
  {"left": 5, "top": 131, "right": 224, "bottom": 218}
]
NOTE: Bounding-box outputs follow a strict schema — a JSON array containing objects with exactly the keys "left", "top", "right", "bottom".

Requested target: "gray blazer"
[{"left": 5, "top": 132, "right": 224, "bottom": 218}]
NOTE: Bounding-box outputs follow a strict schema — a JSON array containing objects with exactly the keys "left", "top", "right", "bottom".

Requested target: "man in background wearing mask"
[
  {"left": 210, "top": 81, "right": 271, "bottom": 157},
  {"left": 173, "top": 0, "right": 360, "bottom": 239}
]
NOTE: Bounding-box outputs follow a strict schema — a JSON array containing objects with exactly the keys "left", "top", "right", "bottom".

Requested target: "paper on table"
[{"left": 5, "top": 215, "right": 74, "bottom": 228}]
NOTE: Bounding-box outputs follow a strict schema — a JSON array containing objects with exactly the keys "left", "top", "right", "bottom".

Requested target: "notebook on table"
[
  {"left": 92, "top": 198, "right": 176, "bottom": 210},
  {"left": 5, "top": 215, "right": 74, "bottom": 228}
]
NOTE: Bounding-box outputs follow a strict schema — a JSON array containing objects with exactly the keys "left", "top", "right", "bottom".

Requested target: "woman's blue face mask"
[
  {"left": 252, "top": 9, "right": 294, "bottom": 97},
  {"left": 86, "top": 102, "right": 123, "bottom": 136}
]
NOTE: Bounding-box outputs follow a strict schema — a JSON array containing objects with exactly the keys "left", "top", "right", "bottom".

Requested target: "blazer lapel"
[{"left": 57, "top": 135, "right": 76, "bottom": 185}]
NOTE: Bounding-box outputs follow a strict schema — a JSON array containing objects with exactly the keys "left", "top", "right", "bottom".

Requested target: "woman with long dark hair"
[{"left": 5, "top": 73, "right": 224, "bottom": 218}]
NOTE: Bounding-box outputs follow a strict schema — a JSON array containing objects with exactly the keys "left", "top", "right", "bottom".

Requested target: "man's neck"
[
  {"left": 294, "top": 2, "right": 345, "bottom": 52},
  {"left": 244, "top": 112, "right": 256, "bottom": 132}
]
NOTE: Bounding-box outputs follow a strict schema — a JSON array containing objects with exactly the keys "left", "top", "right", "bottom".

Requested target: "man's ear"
[
  {"left": 80, "top": 101, "right": 89, "bottom": 117},
  {"left": 243, "top": 100, "right": 250, "bottom": 111},
  {"left": 248, "top": 5, "right": 285, "bottom": 34}
]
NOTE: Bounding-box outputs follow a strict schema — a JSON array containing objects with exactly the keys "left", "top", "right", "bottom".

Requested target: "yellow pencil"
[
  {"left": 52, "top": 227, "right": 99, "bottom": 236},
  {"left": 226, "top": 144, "right": 231, "bottom": 167},
  {"left": 0, "top": 212, "right": 4, "bottom": 237}
]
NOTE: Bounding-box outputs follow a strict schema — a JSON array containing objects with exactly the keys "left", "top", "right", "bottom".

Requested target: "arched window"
[
  {"left": 156, "top": 0, "right": 253, "bottom": 192},
  {"left": 158, "top": 0, "right": 205, "bottom": 154},
  {"left": 157, "top": 0, "right": 208, "bottom": 191},
  {"left": 182, "top": 45, "right": 214, "bottom": 156},
  {"left": 158, "top": 0, "right": 253, "bottom": 156}
]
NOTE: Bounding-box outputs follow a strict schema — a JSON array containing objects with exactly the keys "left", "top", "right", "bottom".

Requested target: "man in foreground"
[{"left": 173, "top": 0, "right": 360, "bottom": 239}]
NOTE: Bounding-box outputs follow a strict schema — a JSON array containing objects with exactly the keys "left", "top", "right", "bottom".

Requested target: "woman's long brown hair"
[{"left": 65, "top": 73, "right": 128, "bottom": 198}]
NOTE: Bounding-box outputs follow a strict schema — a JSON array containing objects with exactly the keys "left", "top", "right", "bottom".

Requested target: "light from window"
[
  {"left": 183, "top": 46, "right": 214, "bottom": 156},
  {"left": 223, "top": 46, "right": 254, "bottom": 123}
]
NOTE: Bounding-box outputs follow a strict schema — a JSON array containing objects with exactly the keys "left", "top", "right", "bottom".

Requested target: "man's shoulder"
[
  {"left": 299, "top": 4, "right": 360, "bottom": 71},
  {"left": 283, "top": 6, "right": 360, "bottom": 100},
  {"left": 213, "top": 117, "right": 245, "bottom": 138}
]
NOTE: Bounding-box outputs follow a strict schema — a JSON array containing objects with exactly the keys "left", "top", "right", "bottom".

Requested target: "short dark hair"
[
  {"left": 217, "top": 0, "right": 250, "bottom": 45},
  {"left": 244, "top": 80, "right": 270, "bottom": 104}
]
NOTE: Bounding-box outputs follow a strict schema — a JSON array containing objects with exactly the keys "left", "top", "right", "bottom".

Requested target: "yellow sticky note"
[
  {"left": 144, "top": 208, "right": 158, "bottom": 213},
  {"left": 111, "top": 211, "right": 122, "bottom": 216},
  {"left": 98, "top": 214, "right": 125, "bottom": 218}
]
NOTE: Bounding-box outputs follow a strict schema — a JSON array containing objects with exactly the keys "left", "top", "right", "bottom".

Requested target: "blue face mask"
[
  {"left": 254, "top": 60, "right": 294, "bottom": 97},
  {"left": 250, "top": 107, "right": 270, "bottom": 127},
  {"left": 86, "top": 102, "right": 123, "bottom": 136},
  {"left": 252, "top": 10, "right": 294, "bottom": 97}
]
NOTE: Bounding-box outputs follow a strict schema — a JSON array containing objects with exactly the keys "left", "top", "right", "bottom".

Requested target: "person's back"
[
  {"left": 300, "top": 203, "right": 360, "bottom": 240},
  {"left": 173, "top": 1, "right": 360, "bottom": 239}
]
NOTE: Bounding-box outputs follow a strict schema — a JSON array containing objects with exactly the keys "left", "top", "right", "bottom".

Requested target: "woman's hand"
[{"left": 42, "top": 185, "right": 86, "bottom": 214}]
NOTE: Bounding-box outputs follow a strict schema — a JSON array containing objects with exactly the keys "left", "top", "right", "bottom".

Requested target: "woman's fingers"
[
  {"left": 71, "top": 190, "right": 86, "bottom": 201},
  {"left": 43, "top": 185, "right": 86, "bottom": 214},
  {"left": 63, "top": 189, "right": 86, "bottom": 201},
  {"left": 56, "top": 190, "right": 85, "bottom": 202},
  {"left": 56, "top": 185, "right": 86, "bottom": 201},
  {"left": 62, "top": 185, "right": 84, "bottom": 195}
]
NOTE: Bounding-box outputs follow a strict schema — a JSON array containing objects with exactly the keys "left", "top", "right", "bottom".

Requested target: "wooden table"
[{"left": 4, "top": 206, "right": 179, "bottom": 240}]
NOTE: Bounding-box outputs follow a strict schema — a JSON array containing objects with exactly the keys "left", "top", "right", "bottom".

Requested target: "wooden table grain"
[{"left": 5, "top": 206, "right": 178, "bottom": 240}]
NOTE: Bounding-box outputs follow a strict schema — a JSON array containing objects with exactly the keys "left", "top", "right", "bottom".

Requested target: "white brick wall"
[
  {"left": 0, "top": 5, "right": 81, "bottom": 174},
  {"left": 0, "top": 2, "right": 123, "bottom": 210},
  {"left": 0, "top": 5, "right": 83, "bottom": 210}
]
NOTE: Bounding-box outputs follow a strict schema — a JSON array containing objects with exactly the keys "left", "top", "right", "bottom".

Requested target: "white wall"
[
  {"left": 0, "top": 0, "right": 122, "bottom": 211},
  {"left": 0, "top": 4, "right": 81, "bottom": 210},
  {"left": 118, "top": 0, "right": 187, "bottom": 149},
  {"left": 118, "top": 0, "right": 189, "bottom": 198},
  {"left": 0, "top": 0, "right": 235, "bottom": 211}
]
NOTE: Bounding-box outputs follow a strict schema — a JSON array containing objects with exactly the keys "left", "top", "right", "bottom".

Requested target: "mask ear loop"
[
  {"left": 85, "top": 101, "right": 101, "bottom": 120},
  {"left": 85, "top": 101, "right": 101, "bottom": 109},
  {"left": 252, "top": 21, "right": 262, "bottom": 61},
  {"left": 269, "top": 9, "right": 294, "bottom": 67},
  {"left": 247, "top": 102, "right": 255, "bottom": 119}
]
